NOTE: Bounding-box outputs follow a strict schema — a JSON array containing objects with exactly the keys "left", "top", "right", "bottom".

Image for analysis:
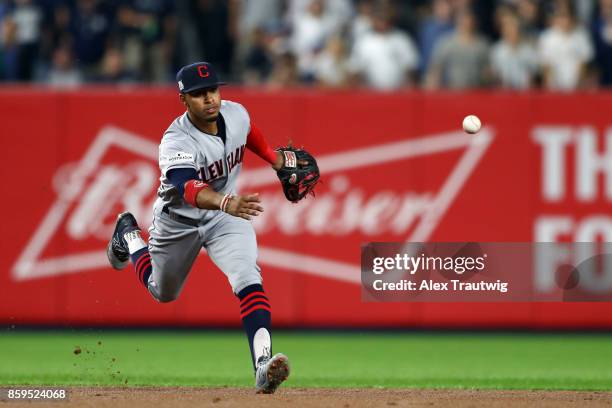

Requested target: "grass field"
[{"left": 1, "top": 331, "right": 612, "bottom": 390}]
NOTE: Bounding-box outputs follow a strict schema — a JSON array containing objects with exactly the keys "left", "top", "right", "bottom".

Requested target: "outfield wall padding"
[{"left": 2, "top": 88, "right": 612, "bottom": 328}]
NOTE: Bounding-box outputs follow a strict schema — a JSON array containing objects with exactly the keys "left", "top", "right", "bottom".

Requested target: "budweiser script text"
[{"left": 59, "top": 165, "right": 434, "bottom": 239}]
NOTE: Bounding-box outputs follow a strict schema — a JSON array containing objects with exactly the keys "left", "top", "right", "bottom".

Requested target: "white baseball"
[{"left": 462, "top": 115, "right": 482, "bottom": 134}]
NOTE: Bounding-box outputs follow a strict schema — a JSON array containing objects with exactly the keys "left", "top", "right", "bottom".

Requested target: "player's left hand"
[
  {"left": 225, "top": 193, "right": 264, "bottom": 220},
  {"left": 275, "top": 146, "right": 320, "bottom": 203}
]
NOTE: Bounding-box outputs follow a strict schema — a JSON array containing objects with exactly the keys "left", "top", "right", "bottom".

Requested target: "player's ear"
[{"left": 179, "top": 93, "right": 187, "bottom": 107}]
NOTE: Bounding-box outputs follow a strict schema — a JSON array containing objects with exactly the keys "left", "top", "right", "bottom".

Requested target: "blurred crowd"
[{"left": 1, "top": 0, "right": 612, "bottom": 91}]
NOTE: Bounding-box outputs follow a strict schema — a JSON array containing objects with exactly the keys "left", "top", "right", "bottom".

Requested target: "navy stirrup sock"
[
  {"left": 130, "top": 247, "right": 152, "bottom": 287},
  {"left": 237, "top": 284, "right": 272, "bottom": 370}
]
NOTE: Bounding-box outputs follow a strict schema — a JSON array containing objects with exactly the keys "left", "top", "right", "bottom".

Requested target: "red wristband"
[{"left": 184, "top": 180, "right": 208, "bottom": 207}]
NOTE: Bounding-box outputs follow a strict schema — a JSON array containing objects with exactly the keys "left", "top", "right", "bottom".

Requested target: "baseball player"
[{"left": 106, "top": 62, "right": 318, "bottom": 394}]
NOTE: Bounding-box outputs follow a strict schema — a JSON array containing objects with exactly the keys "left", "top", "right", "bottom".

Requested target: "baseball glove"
[{"left": 276, "top": 146, "right": 320, "bottom": 203}]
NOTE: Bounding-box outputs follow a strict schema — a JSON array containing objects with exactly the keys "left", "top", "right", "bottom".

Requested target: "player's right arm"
[
  {"left": 167, "top": 168, "right": 263, "bottom": 220},
  {"left": 194, "top": 187, "right": 264, "bottom": 221},
  {"left": 160, "top": 135, "right": 263, "bottom": 220}
]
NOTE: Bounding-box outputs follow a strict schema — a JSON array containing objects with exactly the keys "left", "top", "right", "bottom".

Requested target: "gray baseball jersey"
[
  {"left": 146, "top": 100, "right": 262, "bottom": 300},
  {"left": 154, "top": 99, "right": 250, "bottom": 222}
]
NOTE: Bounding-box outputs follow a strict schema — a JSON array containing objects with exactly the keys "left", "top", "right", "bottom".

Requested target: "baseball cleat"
[
  {"left": 106, "top": 212, "right": 140, "bottom": 270},
  {"left": 255, "top": 353, "right": 290, "bottom": 394}
]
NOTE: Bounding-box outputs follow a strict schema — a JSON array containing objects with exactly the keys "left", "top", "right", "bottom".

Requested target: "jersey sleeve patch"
[{"left": 160, "top": 151, "right": 195, "bottom": 167}]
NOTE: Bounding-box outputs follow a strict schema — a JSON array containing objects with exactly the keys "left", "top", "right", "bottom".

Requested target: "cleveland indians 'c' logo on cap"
[{"left": 197, "top": 65, "right": 210, "bottom": 78}]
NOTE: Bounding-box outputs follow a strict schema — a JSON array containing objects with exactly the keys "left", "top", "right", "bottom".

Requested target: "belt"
[{"left": 161, "top": 206, "right": 200, "bottom": 227}]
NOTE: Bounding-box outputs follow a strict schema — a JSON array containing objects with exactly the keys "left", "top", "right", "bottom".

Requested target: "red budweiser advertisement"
[{"left": 2, "top": 89, "right": 612, "bottom": 328}]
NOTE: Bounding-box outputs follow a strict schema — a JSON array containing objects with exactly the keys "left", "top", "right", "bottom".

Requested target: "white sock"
[
  {"left": 124, "top": 230, "right": 147, "bottom": 254},
  {"left": 253, "top": 328, "right": 271, "bottom": 364}
]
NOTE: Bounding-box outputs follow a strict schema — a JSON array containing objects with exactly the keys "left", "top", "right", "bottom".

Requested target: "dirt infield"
[{"left": 4, "top": 388, "right": 612, "bottom": 408}]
